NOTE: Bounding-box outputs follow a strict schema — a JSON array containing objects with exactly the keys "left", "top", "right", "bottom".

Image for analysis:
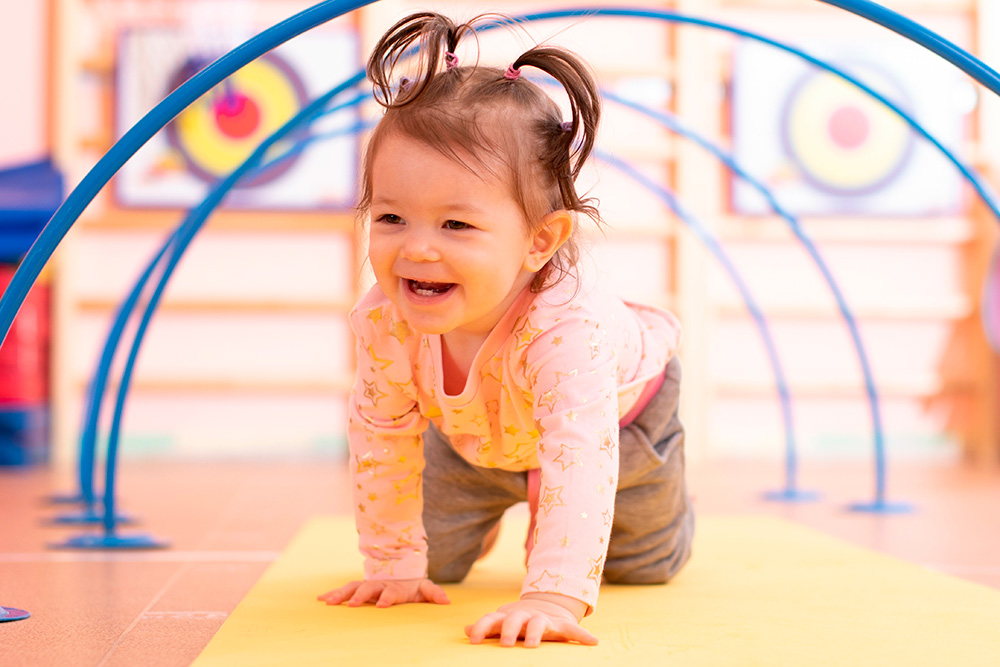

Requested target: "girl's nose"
[{"left": 399, "top": 229, "right": 440, "bottom": 262}]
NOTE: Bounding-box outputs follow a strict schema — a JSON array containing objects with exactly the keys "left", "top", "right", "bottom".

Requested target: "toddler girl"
[{"left": 318, "top": 12, "right": 694, "bottom": 648}]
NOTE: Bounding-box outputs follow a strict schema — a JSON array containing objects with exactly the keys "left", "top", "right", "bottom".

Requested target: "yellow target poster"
[
  {"left": 115, "top": 28, "right": 359, "bottom": 209},
  {"left": 732, "top": 39, "right": 968, "bottom": 216}
]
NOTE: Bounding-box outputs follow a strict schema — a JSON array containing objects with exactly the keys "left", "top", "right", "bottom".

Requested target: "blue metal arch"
[
  {"left": 2, "top": 1, "right": 998, "bottom": 532},
  {"left": 81, "top": 87, "right": 807, "bottom": 535},
  {"left": 82, "top": 6, "right": 1000, "bottom": 523}
]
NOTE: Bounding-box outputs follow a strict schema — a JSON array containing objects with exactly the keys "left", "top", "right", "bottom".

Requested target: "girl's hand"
[
  {"left": 464, "top": 595, "right": 598, "bottom": 648},
  {"left": 317, "top": 578, "right": 450, "bottom": 608}
]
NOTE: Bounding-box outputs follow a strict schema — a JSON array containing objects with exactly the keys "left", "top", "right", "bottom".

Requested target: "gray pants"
[{"left": 422, "top": 356, "right": 694, "bottom": 586}]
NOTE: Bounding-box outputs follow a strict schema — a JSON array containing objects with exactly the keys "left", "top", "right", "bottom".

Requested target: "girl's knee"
[
  {"left": 603, "top": 539, "right": 693, "bottom": 585},
  {"left": 604, "top": 509, "right": 695, "bottom": 585},
  {"left": 427, "top": 554, "right": 474, "bottom": 584}
]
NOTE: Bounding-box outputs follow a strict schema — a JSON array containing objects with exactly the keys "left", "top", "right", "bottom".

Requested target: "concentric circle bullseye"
[
  {"left": 165, "top": 52, "right": 308, "bottom": 186},
  {"left": 781, "top": 68, "right": 914, "bottom": 195}
]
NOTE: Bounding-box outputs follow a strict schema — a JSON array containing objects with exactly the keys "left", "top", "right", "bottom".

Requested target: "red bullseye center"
[
  {"left": 828, "top": 105, "right": 869, "bottom": 150},
  {"left": 214, "top": 92, "right": 260, "bottom": 139}
]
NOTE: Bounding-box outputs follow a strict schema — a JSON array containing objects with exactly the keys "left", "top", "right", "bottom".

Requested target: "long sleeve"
[
  {"left": 348, "top": 298, "right": 430, "bottom": 581},
  {"left": 517, "top": 311, "right": 620, "bottom": 613}
]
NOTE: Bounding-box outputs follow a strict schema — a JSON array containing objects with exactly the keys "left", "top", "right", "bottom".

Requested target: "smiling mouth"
[{"left": 407, "top": 279, "right": 455, "bottom": 297}]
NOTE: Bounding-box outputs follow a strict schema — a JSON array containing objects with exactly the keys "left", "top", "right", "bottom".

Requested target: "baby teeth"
[{"left": 410, "top": 280, "right": 451, "bottom": 296}]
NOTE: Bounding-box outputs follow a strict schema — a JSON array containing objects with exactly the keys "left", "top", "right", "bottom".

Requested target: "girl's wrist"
[{"left": 520, "top": 591, "right": 590, "bottom": 621}]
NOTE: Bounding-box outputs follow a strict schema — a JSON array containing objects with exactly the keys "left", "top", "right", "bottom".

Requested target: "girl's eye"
[
  {"left": 376, "top": 214, "right": 402, "bottom": 225},
  {"left": 444, "top": 220, "right": 471, "bottom": 231}
]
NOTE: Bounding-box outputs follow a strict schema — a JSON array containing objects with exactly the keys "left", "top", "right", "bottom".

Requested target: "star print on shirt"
[
  {"left": 554, "top": 369, "right": 578, "bottom": 385},
  {"left": 367, "top": 518, "right": 387, "bottom": 536},
  {"left": 587, "top": 333, "right": 602, "bottom": 360},
  {"left": 394, "top": 467, "right": 421, "bottom": 505},
  {"left": 355, "top": 451, "right": 382, "bottom": 476},
  {"left": 587, "top": 554, "right": 605, "bottom": 584},
  {"left": 520, "top": 387, "right": 534, "bottom": 406},
  {"left": 506, "top": 439, "right": 535, "bottom": 464},
  {"left": 537, "top": 387, "right": 564, "bottom": 412},
  {"left": 363, "top": 380, "right": 389, "bottom": 407},
  {"left": 553, "top": 444, "right": 584, "bottom": 470},
  {"left": 538, "top": 485, "right": 566, "bottom": 515},
  {"left": 515, "top": 322, "right": 543, "bottom": 350},
  {"left": 476, "top": 438, "right": 492, "bottom": 457},
  {"left": 368, "top": 345, "right": 393, "bottom": 370},
  {"left": 389, "top": 320, "right": 413, "bottom": 344},
  {"left": 387, "top": 379, "right": 413, "bottom": 398},
  {"left": 599, "top": 429, "right": 616, "bottom": 458},
  {"left": 527, "top": 569, "right": 565, "bottom": 592}
]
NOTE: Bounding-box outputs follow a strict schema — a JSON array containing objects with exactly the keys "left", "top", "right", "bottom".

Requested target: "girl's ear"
[{"left": 524, "top": 210, "right": 573, "bottom": 272}]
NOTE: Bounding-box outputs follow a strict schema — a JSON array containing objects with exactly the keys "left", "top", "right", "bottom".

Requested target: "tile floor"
[{"left": 2, "top": 457, "right": 999, "bottom": 665}]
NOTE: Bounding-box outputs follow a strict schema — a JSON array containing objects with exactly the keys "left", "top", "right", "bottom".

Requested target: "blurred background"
[{"left": 2, "top": 0, "right": 998, "bottom": 471}]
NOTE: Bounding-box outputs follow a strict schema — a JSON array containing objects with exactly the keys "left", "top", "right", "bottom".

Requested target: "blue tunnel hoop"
[
  {"left": 69, "top": 2, "right": 1000, "bottom": 542},
  {"left": 77, "top": 84, "right": 811, "bottom": 545},
  {"left": 1, "top": 0, "right": 999, "bottom": 557}
]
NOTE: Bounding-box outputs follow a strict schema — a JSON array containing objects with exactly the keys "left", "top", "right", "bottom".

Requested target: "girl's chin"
[{"left": 402, "top": 317, "right": 452, "bottom": 336}]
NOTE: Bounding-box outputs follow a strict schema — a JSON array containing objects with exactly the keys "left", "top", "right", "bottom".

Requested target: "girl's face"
[{"left": 367, "top": 132, "right": 545, "bottom": 343}]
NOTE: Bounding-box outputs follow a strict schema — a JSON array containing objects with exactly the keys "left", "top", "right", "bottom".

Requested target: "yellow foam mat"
[{"left": 194, "top": 515, "right": 1000, "bottom": 665}]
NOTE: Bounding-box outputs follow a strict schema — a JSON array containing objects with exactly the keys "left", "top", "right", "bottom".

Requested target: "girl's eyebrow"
[
  {"left": 441, "top": 202, "right": 486, "bottom": 215},
  {"left": 370, "top": 195, "right": 397, "bottom": 207},
  {"left": 371, "top": 196, "right": 486, "bottom": 216}
]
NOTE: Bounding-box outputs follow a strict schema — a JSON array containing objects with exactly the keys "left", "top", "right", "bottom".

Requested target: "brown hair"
[{"left": 358, "top": 12, "right": 602, "bottom": 292}]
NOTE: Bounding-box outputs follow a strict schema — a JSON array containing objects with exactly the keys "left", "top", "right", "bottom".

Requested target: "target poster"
[
  {"left": 115, "top": 28, "right": 359, "bottom": 209},
  {"left": 731, "top": 38, "right": 967, "bottom": 216}
]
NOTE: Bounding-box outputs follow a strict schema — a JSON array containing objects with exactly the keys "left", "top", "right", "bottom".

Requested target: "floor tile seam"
[{"left": 95, "top": 561, "right": 195, "bottom": 667}]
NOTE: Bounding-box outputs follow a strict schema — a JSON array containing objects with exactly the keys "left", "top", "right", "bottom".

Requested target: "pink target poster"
[
  {"left": 731, "top": 38, "right": 968, "bottom": 216},
  {"left": 114, "top": 27, "right": 359, "bottom": 209}
]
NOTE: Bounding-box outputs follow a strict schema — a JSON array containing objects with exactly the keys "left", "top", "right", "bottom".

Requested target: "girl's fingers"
[
  {"left": 552, "top": 620, "right": 599, "bottom": 646},
  {"left": 418, "top": 579, "right": 451, "bottom": 605},
  {"left": 465, "top": 612, "right": 507, "bottom": 644},
  {"left": 499, "top": 611, "right": 532, "bottom": 647},
  {"left": 317, "top": 581, "right": 361, "bottom": 605},
  {"left": 375, "top": 584, "right": 399, "bottom": 607},
  {"left": 348, "top": 581, "right": 381, "bottom": 606},
  {"left": 523, "top": 615, "right": 551, "bottom": 648}
]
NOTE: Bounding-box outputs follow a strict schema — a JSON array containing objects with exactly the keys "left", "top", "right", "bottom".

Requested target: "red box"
[{"left": 0, "top": 264, "right": 50, "bottom": 404}]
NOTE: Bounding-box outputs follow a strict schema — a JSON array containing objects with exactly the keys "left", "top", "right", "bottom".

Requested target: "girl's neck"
[
  {"left": 439, "top": 331, "right": 486, "bottom": 396},
  {"left": 438, "top": 280, "right": 534, "bottom": 396}
]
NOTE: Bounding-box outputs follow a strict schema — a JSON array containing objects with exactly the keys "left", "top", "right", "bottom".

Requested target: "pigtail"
[
  {"left": 361, "top": 11, "right": 602, "bottom": 294},
  {"left": 510, "top": 46, "right": 601, "bottom": 182},
  {"left": 366, "top": 12, "right": 472, "bottom": 108}
]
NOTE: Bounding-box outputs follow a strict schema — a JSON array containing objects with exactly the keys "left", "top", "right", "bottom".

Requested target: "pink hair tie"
[
  {"left": 560, "top": 121, "right": 573, "bottom": 133},
  {"left": 444, "top": 51, "right": 459, "bottom": 70},
  {"left": 504, "top": 63, "right": 521, "bottom": 81}
]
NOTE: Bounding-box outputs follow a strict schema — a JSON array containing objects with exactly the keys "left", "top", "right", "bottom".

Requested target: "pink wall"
[{"left": 0, "top": 2, "right": 48, "bottom": 168}]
